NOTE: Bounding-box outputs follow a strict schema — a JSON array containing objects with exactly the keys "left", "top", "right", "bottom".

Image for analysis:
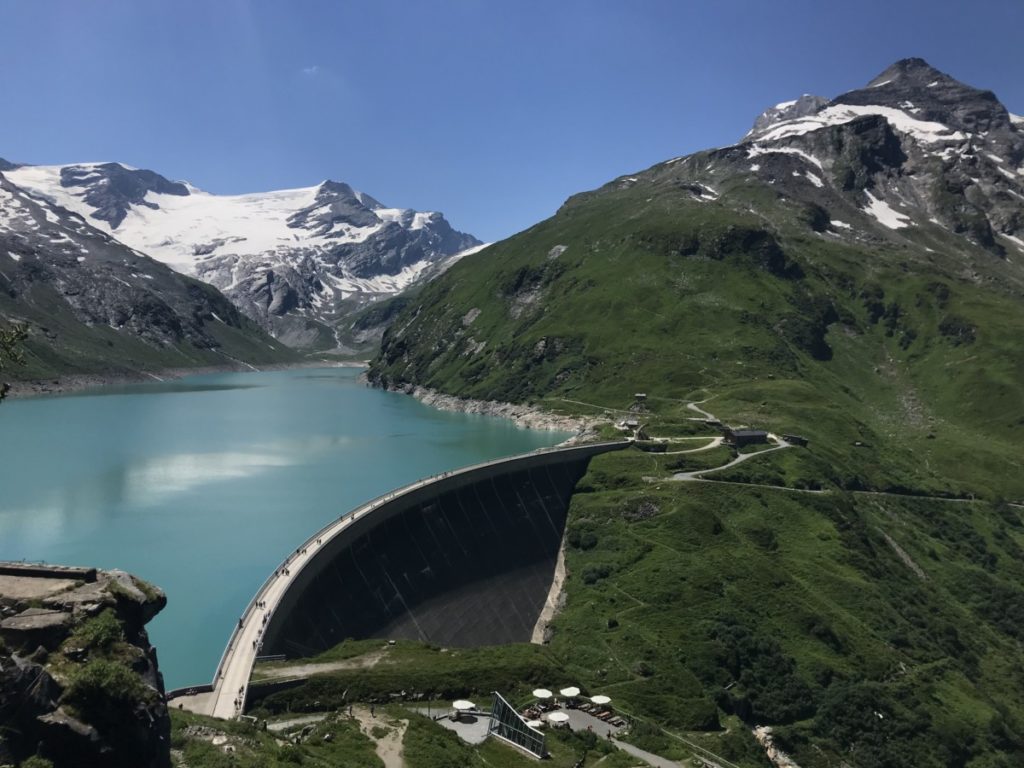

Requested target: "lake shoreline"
[
  {"left": 0, "top": 365, "right": 569, "bottom": 688},
  {"left": 4, "top": 359, "right": 369, "bottom": 400},
  {"left": 368, "top": 380, "right": 604, "bottom": 444}
]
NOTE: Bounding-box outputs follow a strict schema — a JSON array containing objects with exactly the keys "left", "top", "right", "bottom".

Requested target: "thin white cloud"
[{"left": 301, "top": 65, "right": 320, "bottom": 76}]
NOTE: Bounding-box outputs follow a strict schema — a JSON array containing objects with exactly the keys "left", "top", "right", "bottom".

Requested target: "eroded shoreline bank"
[{"left": 371, "top": 381, "right": 604, "bottom": 444}]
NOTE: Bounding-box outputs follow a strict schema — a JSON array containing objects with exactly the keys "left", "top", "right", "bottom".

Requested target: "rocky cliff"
[{"left": 0, "top": 564, "right": 170, "bottom": 768}]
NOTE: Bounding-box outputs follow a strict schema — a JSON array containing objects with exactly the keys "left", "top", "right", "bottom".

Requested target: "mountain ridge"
[
  {"left": 4, "top": 161, "right": 482, "bottom": 349},
  {"left": 0, "top": 168, "right": 299, "bottom": 383},
  {"left": 363, "top": 57, "right": 1024, "bottom": 766},
  {"left": 369, "top": 54, "right": 1024, "bottom": 499}
]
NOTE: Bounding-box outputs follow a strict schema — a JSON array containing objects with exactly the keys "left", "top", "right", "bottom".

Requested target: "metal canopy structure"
[{"left": 488, "top": 691, "right": 547, "bottom": 758}]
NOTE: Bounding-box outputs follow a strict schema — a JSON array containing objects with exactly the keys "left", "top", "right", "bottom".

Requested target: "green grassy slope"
[
  {"left": 361, "top": 118, "right": 1024, "bottom": 765},
  {"left": 171, "top": 706, "right": 637, "bottom": 768},
  {"left": 0, "top": 273, "right": 300, "bottom": 382},
  {"left": 238, "top": 436, "right": 1024, "bottom": 767},
  {"left": 369, "top": 156, "right": 1024, "bottom": 500},
  {"left": 552, "top": 446, "right": 1024, "bottom": 767}
]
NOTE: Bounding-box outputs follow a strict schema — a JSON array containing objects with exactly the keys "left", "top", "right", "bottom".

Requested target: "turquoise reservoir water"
[{"left": 0, "top": 367, "right": 570, "bottom": 687}]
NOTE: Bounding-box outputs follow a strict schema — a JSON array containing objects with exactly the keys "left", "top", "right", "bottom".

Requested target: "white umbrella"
[
  {"left": 532, "top": 688, "right": 553, "bottom": 699},
  {"left": 452, "top": 700, "right": 475, "bottom": 710},
  {"left": 590, "top": 695, "right": 611, "bottom": 705},
  {"left": 547, "top": 711, "right": 570, "bottom": 723},
  {"left": 560, "top": 686, "right": 581, "bottom": 697},
  {"left": 526, "top": 719, "right": 544, "bottom": 728}
]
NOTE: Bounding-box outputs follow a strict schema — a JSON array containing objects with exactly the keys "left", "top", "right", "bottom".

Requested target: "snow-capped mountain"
[
  {"left": 4, "top": 163, "right": 482, "bottom": 348},
  {"left": 736, "top": 58, "right": 1024, "bottom": 258},
  {"left": 0, "top": 169, "right": 295, "bottom": 375}
]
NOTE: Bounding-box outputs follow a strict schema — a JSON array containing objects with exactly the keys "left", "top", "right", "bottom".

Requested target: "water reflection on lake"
[{"left": 0, "top": 367, "right": 570, "bottom": 686}]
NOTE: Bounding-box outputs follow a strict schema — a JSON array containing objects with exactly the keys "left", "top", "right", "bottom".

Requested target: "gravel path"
[
  {"left": 254, "top": 649, "right": 386, "bottom": 680},
  {"left": 353, "top": 706, "right": 407, "bottom": 768}
]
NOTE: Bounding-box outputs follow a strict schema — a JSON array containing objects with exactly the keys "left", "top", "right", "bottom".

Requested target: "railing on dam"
[{"left": 193, "top": 439, "right": 627, "bottom": 716}]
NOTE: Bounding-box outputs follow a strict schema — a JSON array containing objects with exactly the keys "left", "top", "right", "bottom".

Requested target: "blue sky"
[{"left": 1, "top": 0, "right": 1022, "bottom": 242}]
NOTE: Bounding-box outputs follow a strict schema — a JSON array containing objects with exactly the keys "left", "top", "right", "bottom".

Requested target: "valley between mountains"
[{"left": 3, "top": 56, "right": 1024, "bottom": 768}]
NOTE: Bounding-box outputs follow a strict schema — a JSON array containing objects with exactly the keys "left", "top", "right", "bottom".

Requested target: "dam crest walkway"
[{"left": 176, "top": 440, "right": 625, "bottom": 719}]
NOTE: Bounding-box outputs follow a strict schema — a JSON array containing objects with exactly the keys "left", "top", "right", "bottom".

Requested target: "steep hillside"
[
  {"left": 4, "top": 162, "right": 482, "bottom": 348},
  {"left": 363, "top": 59, "right": 1024, "bottom": 765},
  {"left": 369, "top": 58, "right": 1024, "bottom": 500},
  {"left": 553, "top": 442, "right": 1024, "bottom": 768},
  {"left": 0, "top": 171, "right": 299, "bottom": 384}
]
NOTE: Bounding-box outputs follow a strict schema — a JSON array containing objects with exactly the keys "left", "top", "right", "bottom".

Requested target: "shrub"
[
  {"left": 70, "top": 608, "right": 123, "bottom": 652},
  {"left": 62, "top": 659, "right": 152, "bottom": 728}
]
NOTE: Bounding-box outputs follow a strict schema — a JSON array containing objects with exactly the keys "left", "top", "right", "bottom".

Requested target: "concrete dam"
[
  {"left": 192, "top": 441, "right": 626, "bottom": 718},
  {"left": 262, "top": 442, "right": 624, "bottom": 657}
]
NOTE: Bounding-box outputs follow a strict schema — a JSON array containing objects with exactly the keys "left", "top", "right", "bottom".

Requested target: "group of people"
[{"left": 249, "top": 602, "right": 274, "bottom": 652}]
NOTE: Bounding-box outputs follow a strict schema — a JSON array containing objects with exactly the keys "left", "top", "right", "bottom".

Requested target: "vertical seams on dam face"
[{"left": 262, "top": 452, "right": 601, "bottom": 657}]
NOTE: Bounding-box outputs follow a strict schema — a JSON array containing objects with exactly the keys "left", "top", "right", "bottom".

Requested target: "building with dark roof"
[{"left": 724, "top": 428, "right": 769, "bottom": 447}]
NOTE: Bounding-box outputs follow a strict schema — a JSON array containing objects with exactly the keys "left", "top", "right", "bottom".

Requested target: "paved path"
[
  {"left": 674, "top": 477, "right": 827, "bottom": 495},
  {"left": 548, "top": 708, "right": 680, "bottom": 767},
  {"left": 556, "top": 397, "right": 636, "bottom": 415},
  {"left": 660, "top": 437, "right": 723, "bottom": 455},
  {"left": 673, "top": 438, "right": 791, "bottom": 480},
  {"left": 686, "top": 399, "right": 718, "bottom": 421},
  {"left": 614, "top": 740, "right": 681, "bottom": 768}
]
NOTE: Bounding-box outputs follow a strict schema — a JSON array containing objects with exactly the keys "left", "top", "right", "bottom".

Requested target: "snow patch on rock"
[
  {"left": 754, "top": 104, "right": 967, "bottom": 145},
  {"left": 746, "top": 145, "right": 824, "bottom": 171},
  {"left": 863, "top": 191, "right": 911, "bottom": 229}
]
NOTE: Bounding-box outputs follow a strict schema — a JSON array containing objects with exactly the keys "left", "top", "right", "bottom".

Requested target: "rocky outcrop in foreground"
[{"left": 0, "top": 563, "right": 170, "bottom": 768}]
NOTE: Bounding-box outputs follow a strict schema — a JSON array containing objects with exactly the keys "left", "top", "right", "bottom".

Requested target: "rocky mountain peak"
[
  {"left": 866, "top": 57, "right": 948, "bottom": 87},
  {"left": 316, "top": 181, "right": 385, "bottom": 212},
  {"left": 746, "top": 58, "right": 1018, "bottom": 144},
  {"left": 317, "top": 179, "right": 361, "bottom": 201},
  {"left": 288, "top": 180, "right": 381, "bottom": 231},
  {"left": 837, "top": 58, "right": 1010, "bottom": 134},
  {"left": 0, "top": 157, "right": 17, "bottom": 172},
  {"left": 749, "top": 94, "right": 830, "bottom": 137},
  {"left": 59, "top": 162, "right": 190, "bottom": 229}
]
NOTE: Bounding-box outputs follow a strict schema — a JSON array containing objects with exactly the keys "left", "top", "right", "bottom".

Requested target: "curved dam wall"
[{"left": 261, "top": 442, "right": 624, "bottom": 658}]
